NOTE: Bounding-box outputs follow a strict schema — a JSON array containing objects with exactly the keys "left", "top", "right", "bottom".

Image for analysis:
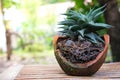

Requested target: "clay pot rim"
[{"left": 54, "top": 34, "right": 109, "bottom": 68}]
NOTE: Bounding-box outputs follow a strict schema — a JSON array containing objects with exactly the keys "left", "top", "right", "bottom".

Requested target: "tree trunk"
[
  {"left": 0, "top": 0, "right": 12, "bottom": 60},
  {"left": 98, "top": 0, "right": 120, "bottom": 62},
  {"left": 6, "top": 29, "right": 12, "bottom": 60}
]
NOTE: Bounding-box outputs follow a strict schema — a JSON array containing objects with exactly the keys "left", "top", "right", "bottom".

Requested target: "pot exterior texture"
[{"left": 54, "top": 35, "right": 109, "bottom": 76}]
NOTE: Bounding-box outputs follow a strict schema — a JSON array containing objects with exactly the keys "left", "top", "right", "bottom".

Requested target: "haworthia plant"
[{"left": 59, "top": 5, "right": 112, "bottom": 44}]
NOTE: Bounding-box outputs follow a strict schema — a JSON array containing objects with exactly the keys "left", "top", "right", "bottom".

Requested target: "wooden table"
[
  {"left": 1, "top": 62, "right": 120, "bottom": 80},
  {"left": 15, "top": 62, "right": 120, "bottom": 80}
]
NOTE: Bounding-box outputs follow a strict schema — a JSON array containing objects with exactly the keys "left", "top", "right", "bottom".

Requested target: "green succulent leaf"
[
  {"left": 58, "top": 5, "right": 111, "bottom": 44},
  {"left": 62, "top": 13, "right": 72, "bottom": 16},
  {"left": 77, "top": 18, "right": 86, "bottom": 25},
  {"left": 77, "top": 29, "right": 86, "bottom": 37},
  {"left": 59, "top": 26, "right": 68, "bottom": 30},
  {"left": 93, "top": 9, "right": 105, "bottom": 20},
  {"left": 60, "top": 29, "right": 75, "bottom": 39},
  {"left": 88, "top": 22, "right": 112, "bottom": 28},
  {"left": 59, "top": 19, "right": 76, "bottom": 26},
  {"left": 87, "top": 5, "right": 106, "bottom": 21},
  {"left": 67, "top": 10, "right": 86, "bottom": 22},
  {"left": 78, "top": 11, "right": 86, "bottom": 21},
  {"left": 94, "top": 34, "right": 104, "bottom": 43},
  {"left": 85, "top": 33, "right": 97, "bottom": 43},
  {"left": 69, "top": 25, "right": 79, "bottom": 31},
  {"left": 78, "top": 35, "right": 84, "bottom": 40},
  {"left": 87, "top": 7, "right": 95, "bottom": 18}
]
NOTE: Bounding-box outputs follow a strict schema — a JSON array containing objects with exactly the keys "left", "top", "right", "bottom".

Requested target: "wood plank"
[
  {"left": 15, "top": 62, "right": 120, "bottom": 80},
  {"left": 0, "top": 64, "right": 23, "bottom": 80}
]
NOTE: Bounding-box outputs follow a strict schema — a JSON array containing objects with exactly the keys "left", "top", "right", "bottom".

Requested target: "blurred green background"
[{"left": 0, "top": 0, "right": 113, "bottom": 64}]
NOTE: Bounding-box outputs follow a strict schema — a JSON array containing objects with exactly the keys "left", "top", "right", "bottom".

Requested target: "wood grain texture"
[
  {"left": 0, "top": 64, "right": 23, "bottom": 80},
  {"left": 15, "top": 62, "right": 120, "bottom": 80}
]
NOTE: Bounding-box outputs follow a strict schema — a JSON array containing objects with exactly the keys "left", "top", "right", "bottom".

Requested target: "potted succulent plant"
[{"left": 53, "top": 5, "right": 111, "bottom": 76}]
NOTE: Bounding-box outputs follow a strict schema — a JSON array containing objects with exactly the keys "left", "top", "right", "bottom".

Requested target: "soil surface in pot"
[{"left": 57, "top": 38, "right": 104, "bottom": 63}]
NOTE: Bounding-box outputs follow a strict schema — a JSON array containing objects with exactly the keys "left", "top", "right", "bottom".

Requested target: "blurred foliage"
[
  {"left": 19, "top": 0, "right": 41, "bottom": 27},
  {"left": 41, "top": 0, "right": 68, "bottom": 4},
  {"left": 16, "top": 0, "right": 55, "bottom": 52},
  {"left": 2, "top": 0, "right": 59, "bottom": 52},
  {"left": 117, "top": 0, "right": 120, "bottom": 9},
  {"left": 3, "top": 0, "right": 20, "bottom": 8},
  {"left": 3, "top": 0, "right": 68, "bottom": 8},
  {"left": 71, "top": 0, "right": 105, "bottom": 22},
  {"left": 2, "top": 0, "right": 106, "bottom": 53},
  {"left": 19, "top": 30, "right": 53, "bottom": 52},
  {"left": 72, "top": 0, "right": 98, "bottom": 12},
  {"left": 0, "top": 0, "right": 113, "bottom": 63}
]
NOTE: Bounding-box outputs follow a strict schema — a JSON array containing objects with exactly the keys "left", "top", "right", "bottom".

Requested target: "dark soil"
[{"left": 57, "top": 38, "right": 104, "bottom": 63}]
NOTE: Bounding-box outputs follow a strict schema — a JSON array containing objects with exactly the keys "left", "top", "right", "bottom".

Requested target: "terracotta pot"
[{"left": 53, "top": 34, "right": 109, "bottom": 76}]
